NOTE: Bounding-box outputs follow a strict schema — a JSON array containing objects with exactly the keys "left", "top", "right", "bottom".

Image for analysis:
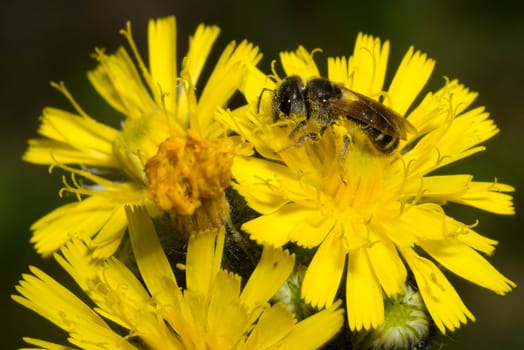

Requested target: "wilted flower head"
[{"left": 24, "top": 16, "right": 261, "bottom": 257}]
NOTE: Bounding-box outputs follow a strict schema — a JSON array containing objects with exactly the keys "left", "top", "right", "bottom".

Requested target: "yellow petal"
[
  {"left": 420, "top": 239, "right": 516, "bottom": 294},
  {"left": 387, "top": 47, "right": 435, "bottom": 115},
  {"left": 210, "top": 270, "right": 242, "bottom": 303},
  {"left": 403, "top": 174, "right": 473, "bottom": 198},
  {"left": 457, "top": 229, "right": 498, "bottom": 255},
  {"left": 242, "top": 303, "right": 295, "bottom": 350},
  {"left": 348, "top": 33, "right": 389, "bottom": 96},
  {"left": 30, "top": 196, "right": 117, "bottom": 256},
  {"left": 88, "top": 47, "right": 156, "bottom": 119},
  {"left": 241, "top": 245, "right": 294, "bottom": 309},
  {"left": 401, "top": 248, "right": 475, "bottom": 333},
  {"left": 435, "top": 107, "right": 499, "bottom": 167},
  {"left": 453, "top": 181, "right": 515, "bottom": 215},
  {"left": 327, "top": 56, "right": 349, "bottom": 85},
  {"left": 23, "top": 106, "right": 119, "bottom": 166},
  {"left": 388, "top": 204, "right": 452, "bottom": 243},
  {"left": 235, "top": 155, "right": 318, "bottom": 204},
  {"left": 232, "top": 157, "right": 299, "bottom": 214},
  {"left": 185, "top": 227, "right": 225, "bottom": 296},
  {"left": 275, "top": 301, "right": 344, "bottom": 350},
  {"left": 55, "top": 240, "right": 154, "bottom": 332},
  {"left": 176, "top": 24, "right": 220, "bottom": 127},
  {"left": 125, "top": 205, "right": 180, "bottom": 304},
  {"left": 403, "top": 176, "right": 514, "bottom": 215},
  {"left": 241, "top": 65, "right": 275, "bottom": 106},
  {"left": 439, "top": 79, "right": 479, "bottom": 116},
  {"left": 54, "top": 240, "right": 97, "bottom": 291},
  {"left": 24, "top": 137, "right": 115, "bottom": 168},
  {"left": 346, "top": 248, "right": 384, "bottom": 330},
  {"left": 207, "top": 271, "right": 246, "bottom": 347},
  {"left": 392, "top": 203, "right": 482, "bottom": 246},
  {"left": 176, "top": 24, "right": 220, "bottom": 129},
  {"left": 184, "top": 24, "right": 220, "bottom": 88},
  {"left": 21, "top": 337, "right": 83, "bottom": 349},
  {"left": 288, "top": 209, "right": 336, "bottom": 248},
  {"left": 90, "top": 208, "right": 128, "bottom": 259},
  {"left": 13, "top": 266, "right": 105, "bottom": 329},
  {"left": 367, "top": 239, "right": 406, "bottom": 297},
  {"left": 89, "top": 259, "right": 152, "bottom": 328},
  {"left": 242, "top": 204, "right": 326, "bottom": 247},
  {"left": 302, "top": 230, "right": 346, "bottom": 307},
  {"left": 13, "top": 266, "right": 132, "bottom": 349},
  {"left": 403, "top": 90, "right": 441, "bottom": 135},
  {"left": 196, "top": 40, "right": 261, "bottom": 135},
  {"left": 407, "top": 79, "right": 477, "bottom": 135},
  {"left": 280, "top": 46, "right": 321, "bottom": 78},
  {"left": 148, "top": 16, "right": 177, "bottom": 114}
]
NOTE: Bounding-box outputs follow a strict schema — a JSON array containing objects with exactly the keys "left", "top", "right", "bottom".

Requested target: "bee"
[{"left": 268, "top": 75, "right": 416, "bottom": 154}]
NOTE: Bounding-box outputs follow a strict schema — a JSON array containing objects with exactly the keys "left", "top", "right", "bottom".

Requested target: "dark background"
[{"left": 2, "top": 0, "right": 522, "bottom": 348}]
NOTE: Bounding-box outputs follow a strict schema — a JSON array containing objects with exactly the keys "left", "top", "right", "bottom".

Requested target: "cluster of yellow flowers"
[{"left": 13, "top": 16, "right": 515, "bottom": 349}]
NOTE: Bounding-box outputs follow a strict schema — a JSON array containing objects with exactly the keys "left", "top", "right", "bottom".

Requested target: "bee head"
[{"left": 272, "top": 75, "right": 307, "bottom": 118}]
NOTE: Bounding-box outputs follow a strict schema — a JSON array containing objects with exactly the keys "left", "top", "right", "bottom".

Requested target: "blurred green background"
[{"left": 2, "top": 0, "right": 522, "bottom": 348}]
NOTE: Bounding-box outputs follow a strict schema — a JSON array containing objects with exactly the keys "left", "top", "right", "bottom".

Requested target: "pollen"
[{"left": 145, "top": 130, "right": 234, "bottom": 216}]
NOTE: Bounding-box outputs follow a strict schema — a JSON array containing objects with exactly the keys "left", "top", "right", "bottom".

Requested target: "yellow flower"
[
  {"left": 24, "top": 16, "right": 261, "bottom": 257},
  {"left": 218, "top": 33, "right": 516, "bottom": 333},
  {"left": 13, "top": 206, "right": 344, "bottom": 349}
]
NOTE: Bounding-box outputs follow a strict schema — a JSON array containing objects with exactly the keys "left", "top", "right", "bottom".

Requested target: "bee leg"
[
  {"left": 340, "top": 134, "right": 352, "bottom": 159},
  {"left": 288, "top": 119, "right": 307, "bottom": 140},
  {"left": 294, "top": 132, "right": 320, "bottom": 147},
  {"left": 291, "top": 124, "right": 324, "bottom": 149},
  {"left": 277, "top": 132, "right": 320, "bottom": 153},
  {"left": 337, "top": 133, "right": 353, "bottom": 185}
]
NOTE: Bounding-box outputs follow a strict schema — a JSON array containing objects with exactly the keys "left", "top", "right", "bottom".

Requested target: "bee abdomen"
[{"left": 358, "top": 122, "right": 399, "bottom": 154}]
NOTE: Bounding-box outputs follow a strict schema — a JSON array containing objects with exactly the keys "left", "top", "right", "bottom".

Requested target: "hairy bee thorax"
[{"left": 304, "top": 78, "right": 342, "bottom": 127}]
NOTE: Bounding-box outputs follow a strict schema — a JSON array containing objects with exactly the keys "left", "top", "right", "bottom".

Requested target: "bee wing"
[{"left": 329, "top": 87, "right": 416, "bottom": 139}]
